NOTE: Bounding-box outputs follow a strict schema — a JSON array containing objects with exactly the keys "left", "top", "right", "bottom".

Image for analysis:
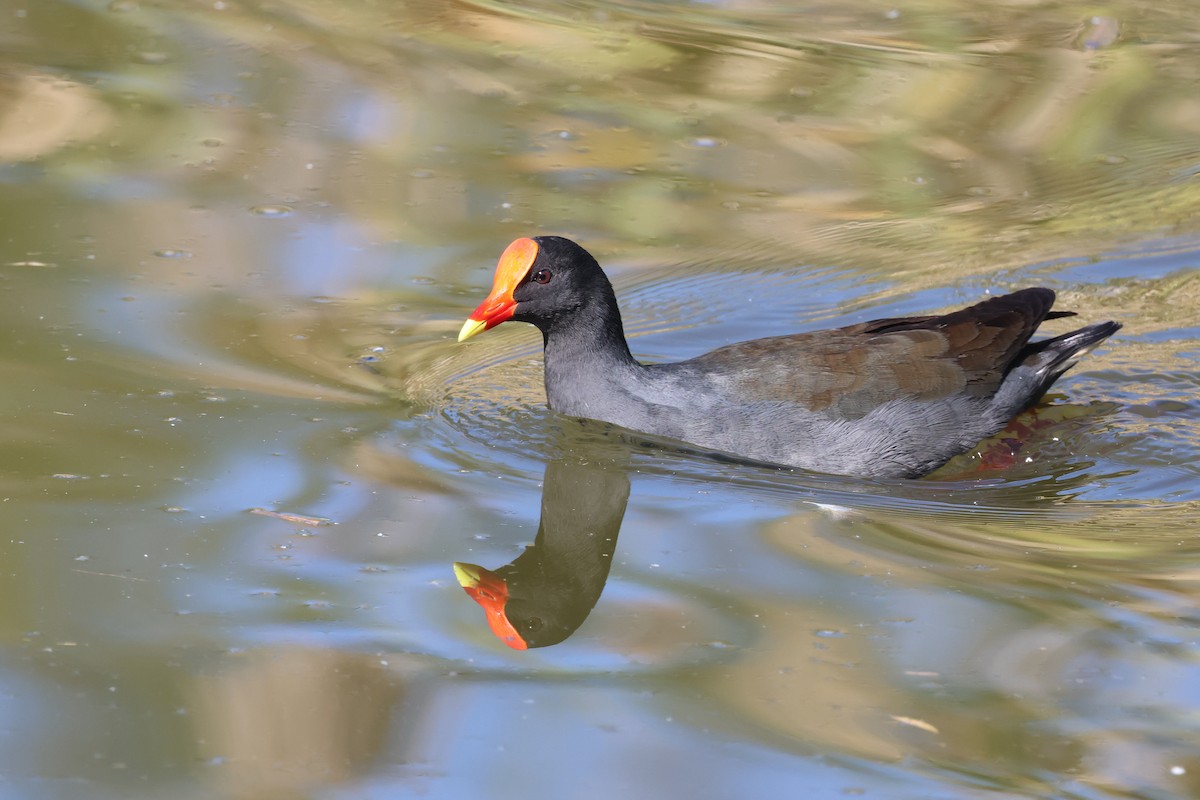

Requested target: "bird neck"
[
  {"left": 539, "top": 288, "right": 641, "bottom": 417},
  {"left": 541, "top": 287, "right": 637, "bottom": 370}
]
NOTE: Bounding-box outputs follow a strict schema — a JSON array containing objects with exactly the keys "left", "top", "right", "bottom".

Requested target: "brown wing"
[{"left": 688, "top": 288, "right": 1062, "bottom": 418}]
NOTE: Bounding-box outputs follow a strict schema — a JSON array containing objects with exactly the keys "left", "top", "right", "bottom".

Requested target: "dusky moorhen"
[{"left": 458, "top": 236, "right": 1120, "bottom": 478}]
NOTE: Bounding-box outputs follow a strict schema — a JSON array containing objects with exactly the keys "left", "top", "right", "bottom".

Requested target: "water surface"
[{"left": 2, "top": 1, "right": 1199, "bottom": 798}]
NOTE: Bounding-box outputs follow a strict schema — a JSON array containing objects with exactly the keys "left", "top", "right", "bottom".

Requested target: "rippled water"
[{"left": 2, "top": 1, "right": 1199, "bottom": 798}]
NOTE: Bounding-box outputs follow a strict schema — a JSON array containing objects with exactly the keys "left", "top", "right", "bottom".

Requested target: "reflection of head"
[
  {"left": 453, "top": 562, "right": 528, "bottom": 650},
  {"left": 454, "top": 457, "right": 631, "bottom": 650}
]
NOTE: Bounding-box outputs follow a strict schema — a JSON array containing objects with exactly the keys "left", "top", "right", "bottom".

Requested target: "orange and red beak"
[
  {"left": 457, "top": 238, "right": 540, "bottom": 342},
  {"left": 453, "top": 562, "right": 528, "bottom": 650}
]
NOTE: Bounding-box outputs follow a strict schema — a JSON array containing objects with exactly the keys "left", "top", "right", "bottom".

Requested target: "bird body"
[{"left": 460, "top": 236, "right": 1120, "bottom": 478}]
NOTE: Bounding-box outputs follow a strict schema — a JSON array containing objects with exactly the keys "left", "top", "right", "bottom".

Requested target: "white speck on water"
[{"left": 1170, "top": 765, "right": 1186, "bottom": 776}]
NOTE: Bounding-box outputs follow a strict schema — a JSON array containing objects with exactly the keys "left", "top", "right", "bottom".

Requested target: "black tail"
[{"left": 995, "top": 320, "right": 1122, "bottom": 413}]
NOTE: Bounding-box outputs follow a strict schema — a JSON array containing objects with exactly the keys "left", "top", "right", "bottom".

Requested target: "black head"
[
  {"left": 511, "top": 236, "right": 613, "bottom": 328},
  {"left": 458, "top": 235, "right": 619, "bottom": 340}
]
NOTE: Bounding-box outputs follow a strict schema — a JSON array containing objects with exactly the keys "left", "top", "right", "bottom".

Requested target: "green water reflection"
[{"left": 1, "top": 1, "right": 1199, "bottom": 798}]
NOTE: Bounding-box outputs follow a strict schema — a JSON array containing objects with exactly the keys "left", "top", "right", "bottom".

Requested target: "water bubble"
[
  {"left": 814, "top": 629, "right": 847, "bottom": 638},
  {"left": 687, "top": 136, "right": 724, "bottom": 149},
  {"left": 154, "top": 249, "right": 192, "bottom": 259},
  {"left": 249, "top": 204, "right": 294, "bottom": 217},
  {"left": 201, "top": 137, "right": 223, "bottom": 147},
  {"left": 1077, "top": 16, "right": 1120, "bottom": 50}
]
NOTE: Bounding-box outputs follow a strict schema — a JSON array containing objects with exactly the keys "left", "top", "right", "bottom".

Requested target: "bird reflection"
[
  {"left": 454, "top": 453, "right": 630, "bottom": 649},
  {"left": 453, "top": 401, "right": 1113, "bottom": 650}
]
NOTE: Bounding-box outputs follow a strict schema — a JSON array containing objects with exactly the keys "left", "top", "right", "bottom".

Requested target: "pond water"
[{"left": 2, "top": 1, "right": 1199, "bottom": 797}]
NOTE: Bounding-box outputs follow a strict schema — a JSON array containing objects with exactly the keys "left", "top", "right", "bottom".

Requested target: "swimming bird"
[{"left": 459, "top": 236, "right": 1120, "bottom": 478}]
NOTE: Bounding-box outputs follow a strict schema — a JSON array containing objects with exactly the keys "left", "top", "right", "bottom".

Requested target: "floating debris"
[
  {"left": 247, "top": 508, "right": 336, "bottom": 526},
  {"left": 890, "top": 715, "right": 939, "bottom": 734}
]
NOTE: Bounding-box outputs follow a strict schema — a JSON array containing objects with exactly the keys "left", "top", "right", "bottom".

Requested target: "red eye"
[{"left": 532, "top": 269, "right": 552, "bottom": 285}]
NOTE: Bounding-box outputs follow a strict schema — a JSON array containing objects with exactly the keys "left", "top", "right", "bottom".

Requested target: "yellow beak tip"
[
  {"left": 457, "top": 318, "right": 487, "bottom": 343},
  {"left": 453, "top": 562, "right": 481, "bottom": 587}
]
